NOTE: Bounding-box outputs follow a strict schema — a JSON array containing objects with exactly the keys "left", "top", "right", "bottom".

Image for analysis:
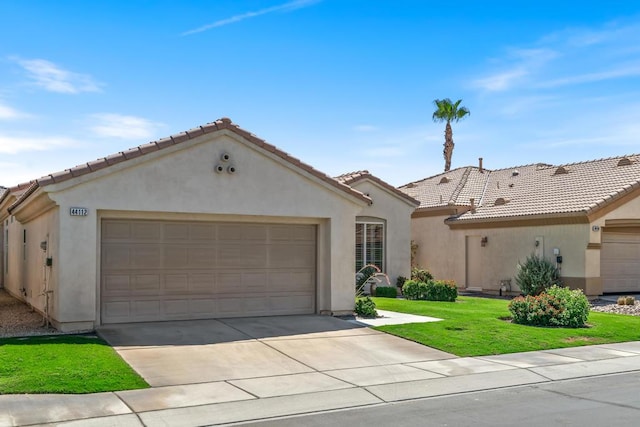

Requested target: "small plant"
[
  {"left": 411, "top": 267, "right": 433, "bottom": 283},
  {"left": 617, "top": 296, "right": 636, "bottom": 305},
  {"left": 515, "top": 255, "right": 560, "bottom": 296},
  {"left": 354, "top": 297, "right": 377, "bottom": 318},
  {"left": 374, "top": 286, "right": 398, "bottom": 298},
  {"left": 396, "top": 276, "right": 407, "bottom": 288},
  {"left": 508, "top": 285, "right": 589, "bottom": 328}
]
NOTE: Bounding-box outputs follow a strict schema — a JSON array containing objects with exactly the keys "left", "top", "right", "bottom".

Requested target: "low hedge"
[
  {"left": 508, "top": 285, "right": 589, "bottom": 328},
  {"left": 374, "top": 286, "right": 398, "bottom": 298},
  {"left": 402, "top": 279, "right": 457, "bottom": 302}
]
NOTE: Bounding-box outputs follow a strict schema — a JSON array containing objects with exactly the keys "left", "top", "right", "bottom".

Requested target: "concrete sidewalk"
[{"left": 2, "top": 321, "right": 640, "bottom": 427}]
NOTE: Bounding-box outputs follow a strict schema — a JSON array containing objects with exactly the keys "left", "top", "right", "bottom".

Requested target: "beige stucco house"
[
  {"left": 401, "top": 156, "right": 640, "bottom": 297},
  {"left": 0, "top": 118, "right": 417, "bottom": 331}
]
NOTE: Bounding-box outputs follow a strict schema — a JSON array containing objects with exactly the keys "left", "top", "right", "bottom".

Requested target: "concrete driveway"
[{"left": 98, "top": 315, "right": 454, "bottom": 389}]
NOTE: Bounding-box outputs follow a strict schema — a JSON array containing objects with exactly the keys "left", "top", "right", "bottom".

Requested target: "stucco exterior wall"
[
  {"left": 411, "top": 215, "right": 465, "bottom": 284},
  {"left": 42, "top": 131, "right": 364, "bottom": 328},
  {"left": 1, "top": 207, "right": 59, "bottom": 312},
  {"left": 350, "top": 180, "right": 414, "bottom": 285},
  {"left": 412, "top": 215, "right": 590, "bottom": 293}
]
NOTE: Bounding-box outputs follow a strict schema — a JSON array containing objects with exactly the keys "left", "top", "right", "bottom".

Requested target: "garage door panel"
[
  {"left": 271, "top": 245, "right": 315, "bottom": 268},
  {"left": 101, "top": 219, "right": 316, "bottom": 323},
  {"left": 131, "top": 245, "right": 162, "bottom": 268},
  {"left": 103, "top": 222, "right": 131, "bottom": 240},
  {"left": 132, "top": 274, "right": 161, "bottom": 294},
  {"left": 132, "top": 223, "right": 161, "bottom": 241},
  {"left": 601, "top": 233, "right": 640, "bottom": 293}
]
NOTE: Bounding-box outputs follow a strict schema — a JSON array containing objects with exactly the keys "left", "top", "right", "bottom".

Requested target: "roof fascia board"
[
  {"left": 446, "top": 212, "right": 589, "bottom": 229},
  {"left": 9, "top": 188, "right": 56, "bottom": 223},
  {"left": 412, "top": 205, "right": 468, "bottom": 218}
]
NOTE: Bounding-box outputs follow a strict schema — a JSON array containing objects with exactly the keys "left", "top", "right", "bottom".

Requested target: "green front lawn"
[
  {"left": 0, "top": 334, "right": 149, "bottom": 394},
  {"left": 373, "top": 296, "right": 640, "bottom": 357}
]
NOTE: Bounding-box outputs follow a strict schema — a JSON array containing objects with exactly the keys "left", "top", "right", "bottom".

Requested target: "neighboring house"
[
  {"left": 0, "top": 118, "right": 416, "bottom": 331},
  {"left": 400, "top": 156, "right": 640, "bottom": 296}
]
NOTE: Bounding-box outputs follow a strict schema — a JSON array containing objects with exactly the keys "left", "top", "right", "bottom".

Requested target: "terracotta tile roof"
[
  {"left": 335, "top": 171, "right": 419, "bottom": 206},
  {"left": 5, "top": 118, "right": 372, "bottom": 213},
  {"left": 400, "top": 155, "right": 640, "bottom": 221}
]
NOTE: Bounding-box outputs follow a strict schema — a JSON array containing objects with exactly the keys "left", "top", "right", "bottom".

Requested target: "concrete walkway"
[{"left": 2, "top": 315, "right": 640, "bottom": 426}]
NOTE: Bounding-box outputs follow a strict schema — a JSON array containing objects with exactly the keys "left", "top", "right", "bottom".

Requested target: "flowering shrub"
[
  {"left": 508, "top": 285, "right": 589, "bottom": 328},
  {"left": 402, "top": 279, "right": 457, "bottom": 302}
]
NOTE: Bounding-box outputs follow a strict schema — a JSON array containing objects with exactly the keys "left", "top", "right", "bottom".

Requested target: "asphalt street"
[{"left": 239, "top": 371, "right": 640, "bottom": 427}]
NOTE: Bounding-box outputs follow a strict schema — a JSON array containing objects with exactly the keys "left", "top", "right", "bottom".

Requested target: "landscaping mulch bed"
[{"left": 0, "top": 289, "right": 59, "bottom": 338}]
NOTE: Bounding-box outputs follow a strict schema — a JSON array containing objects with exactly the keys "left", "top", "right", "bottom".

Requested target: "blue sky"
[{"left": 1, "top": 1, "right": 640, "bottom": 187}]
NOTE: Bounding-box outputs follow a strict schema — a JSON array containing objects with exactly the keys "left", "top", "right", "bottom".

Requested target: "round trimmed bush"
[{"left": 508, "top": 285, "right": 589, "bottom": 328}]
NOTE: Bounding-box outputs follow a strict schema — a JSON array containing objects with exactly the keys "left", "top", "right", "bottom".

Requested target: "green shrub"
[
  {"left": 374, "top": 286, "right": 398, "bottom": 298},
  {"left": 508, "top": 285, "right": 589, "bottom": 328},
  {"left": 411, "top": 267, "right": 433, "bottom": 283},
  {"left": 396, "top": 276, "right": 407, "bottom": 289},
  {"left": 402, "top": 279, "right": 425, "bottom": 300},
  {"left": 546, "top": 286, "right": 590, "bottom": 328},
  {"left": 515, "top": 255, "right": 560, "bottom": 296},
  {"left": 402, "top": 279, "right": 457, "bottom": 302},
  {"left": 354, "top": 297, "right": 377, "bottom": 318},
  {"left": 425, "top": 280, "right": 458, "bottom": 302}
]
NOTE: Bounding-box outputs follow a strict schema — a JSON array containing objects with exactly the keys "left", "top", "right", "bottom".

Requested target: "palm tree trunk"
[{"left": 443, "top": 121, "right": 454, "bottom": 172}]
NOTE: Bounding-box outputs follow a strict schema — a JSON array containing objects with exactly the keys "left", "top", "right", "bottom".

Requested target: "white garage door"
[
  {"left": 101, "top": 219, "right": 316, "bottom": 324},
  {"left": 601, "top": 232, "right": 640, "bottom": 293}
]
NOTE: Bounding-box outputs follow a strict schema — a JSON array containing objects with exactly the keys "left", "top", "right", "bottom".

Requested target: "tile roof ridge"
[
  {"left": 555, "top": 153, "right": 640, "bottom": 168},
  {"left": 449, "top": 167, "right": 473, "bottom": 205},
  {"left": 398, "top": 166, "right": 477, "bottom": 188},
  {"left": 490, "top": 162, "right": 555, "bottom": 172}
]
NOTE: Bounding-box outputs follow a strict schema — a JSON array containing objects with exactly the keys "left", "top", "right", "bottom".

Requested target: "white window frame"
[{"left": 355, "top": 220, "right": 385, "bottom": 272}]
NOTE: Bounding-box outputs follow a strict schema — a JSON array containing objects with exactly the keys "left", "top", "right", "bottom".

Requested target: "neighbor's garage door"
[
  {"left": 601, "top": 231, "right": 640, "bottom": 293},
  {"left": 101, "top": 219, "right": 316, "bottom": 324}
]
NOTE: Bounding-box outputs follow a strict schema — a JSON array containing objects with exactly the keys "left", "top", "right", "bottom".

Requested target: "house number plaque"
[{"left": 69, "top": 207, "right": 89, "bottom": 216}]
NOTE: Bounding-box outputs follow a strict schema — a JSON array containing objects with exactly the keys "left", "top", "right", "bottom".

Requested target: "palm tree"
[{"left": 432, "top": 98, "right": 470, "bottom": 172}]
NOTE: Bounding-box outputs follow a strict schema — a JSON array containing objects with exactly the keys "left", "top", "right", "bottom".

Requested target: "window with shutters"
[{"left": 355, "top": 220, "right": 385, "bottom": 272}]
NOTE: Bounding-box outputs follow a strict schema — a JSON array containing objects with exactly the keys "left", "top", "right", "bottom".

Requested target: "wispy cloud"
[
  {"left": 89, "top": 113, "right": 163, "bottom": 139},
  {"left": 538, "top": 64, "right": 640, "bottom": 88},
  {"left": 0, "top": 101, "right": 29, "bottom": 120},
  {"left": 473, "top": 21, "right": 640, "bottom": 94},
  {"left": 473, "top": 48, "right": 558, "bottom": 92},
  {"left": 0, "top": 135, "right": 77, "bottom": 154},
  {"left": 13, "top": 58, "right": 102, "bottom": 94},
  {"left": 182, "top": 0, "right": 321, "bottom": 35}
]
